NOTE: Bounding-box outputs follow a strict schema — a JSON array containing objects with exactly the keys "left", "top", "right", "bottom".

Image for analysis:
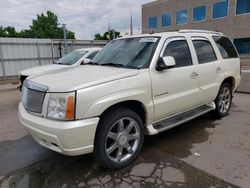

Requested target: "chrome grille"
[{"left": 22, "top": 80, "right": 48, "bottom": 113}]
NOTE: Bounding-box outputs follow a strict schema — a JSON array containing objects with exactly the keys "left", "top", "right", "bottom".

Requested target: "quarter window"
[
  {"left": 162, "top": 12, "right": 172, "bottom": 27},
  {"left": 176, "top": 10, "right": 188, "bottom": 25},
  {"left": 193, "top": 6, "right": 206, "bottom": 22},
  {"left": 149, "top": 16, "right": 157, "bottom": 29},
  {"left": 87, "top": 51, "right": 99, "bottom": 59},
  {"left": 213, "top": 36, "right": 238, "bottom": 58},
  {"left": 163, "top": 40, "right": 192, "bottom": 68},
  {"left": 193, "top": 40, "right": 217, "bottom": 64},
  {"left": 236, "top": 0, "right": 250, "bottom": 15},
  {"left": 212, "top": 0, "right": 229, "bottom": 19}
]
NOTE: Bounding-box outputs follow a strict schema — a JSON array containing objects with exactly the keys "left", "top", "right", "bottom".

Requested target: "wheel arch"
[{"left": 222, "top": 76, "right": 235, "bottom": 91}]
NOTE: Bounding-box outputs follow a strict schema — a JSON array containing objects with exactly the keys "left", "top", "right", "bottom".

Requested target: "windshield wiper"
[
  {"left": 101, "top": 63, "right": 125, "bottom": 68},
  {"left": 86, "top": 62, "right": 100, "bottom": 66}
]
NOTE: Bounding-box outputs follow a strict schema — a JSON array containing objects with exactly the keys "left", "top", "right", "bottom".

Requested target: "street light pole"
[{"left": 62, "top": 24, "right": 68, "bottom": 54}]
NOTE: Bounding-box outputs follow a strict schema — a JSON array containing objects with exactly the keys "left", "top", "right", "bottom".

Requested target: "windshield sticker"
[{"left": 140, "top": 38, "right": 158, "bottom": 43}]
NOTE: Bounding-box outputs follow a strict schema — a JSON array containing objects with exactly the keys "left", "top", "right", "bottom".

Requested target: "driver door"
[{"left": 150, "top": 37, "right": 201, "bottom": 121}]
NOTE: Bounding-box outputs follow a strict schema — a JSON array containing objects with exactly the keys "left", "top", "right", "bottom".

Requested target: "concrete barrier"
[{"left": 237, "top": 70, "right": 250, "bottom": 93}]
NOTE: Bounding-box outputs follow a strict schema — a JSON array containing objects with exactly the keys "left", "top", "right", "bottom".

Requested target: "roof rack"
[{"left": 179, "top": 29, "right": 223, "bottom": 35}]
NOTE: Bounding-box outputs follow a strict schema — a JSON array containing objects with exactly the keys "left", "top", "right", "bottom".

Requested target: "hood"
[
  {"left": 20, "top": 64, "right": 68, "bottom": 76},
  {"left": 28, "top": 65, "right": 139, "bottom": 92}
]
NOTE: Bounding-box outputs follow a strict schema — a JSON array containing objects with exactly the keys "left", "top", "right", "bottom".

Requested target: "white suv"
[{"left": 18, "top": 30, "right": 241, "bottom": 169}]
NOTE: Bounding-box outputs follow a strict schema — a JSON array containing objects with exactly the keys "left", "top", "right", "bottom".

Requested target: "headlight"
[{"left": 47, "top": 92, "right": 76, "bottom": 120}]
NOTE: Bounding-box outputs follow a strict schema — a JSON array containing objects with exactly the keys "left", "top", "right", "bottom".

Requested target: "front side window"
[
  {"left": 149, "top": 16, "right": 157, "bottom": 29},
  {"left": 193, "top": 40, "right": 217, "bottom": 64},
  {"left": 193, "top": 6, "right": 206, "bottom": 22},
  {"left": 212, "top": 0, "right": 229, "bottom": 19},
  {"left": 234, "top": 38, "right": 250, "bottom": 55},
  {"left": 92, "top": 37, "right": 159, "bottom": 69},
  {"left": 87, "top": 51, "right": 99, "bottom": 60},
  {"left": 163, "top": 40, "right": 193, "bottom": 68},
  {"left": 56, "top": 50, "right": 87, "bottom": 65},
  {"left": 213, "top": 36, "right": 238, "bottom": 58},
  {"left": 162, "top": 12, "right": 171, "bottom": 27},
  {"left": 236, "top": 0, "right": 250, "bottom": 15},
  {"left": 176, "top": 10, "right": 188, "bottom": 25}
]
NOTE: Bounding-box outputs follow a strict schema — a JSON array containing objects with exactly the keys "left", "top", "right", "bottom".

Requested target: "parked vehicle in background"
[
  {"left": 18, "top": 30, "right": 241, "bottom": 169},
  {"left": 19, "top": 47, "right": 101, "bottom": 88}
]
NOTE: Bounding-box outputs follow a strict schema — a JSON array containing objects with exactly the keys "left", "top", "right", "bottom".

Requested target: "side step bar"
[{"left": 152, "top": 103, "right": 215, "bottom": 134}]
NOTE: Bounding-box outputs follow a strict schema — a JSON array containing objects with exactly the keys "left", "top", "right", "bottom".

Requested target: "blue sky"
[{"left": 0, "top": 0, "right": 153, "bottom": 39}]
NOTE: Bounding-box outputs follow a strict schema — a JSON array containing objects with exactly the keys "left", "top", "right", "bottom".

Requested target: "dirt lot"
[{"left": 0, "top": 84, "right": 249, "bottom": 187}]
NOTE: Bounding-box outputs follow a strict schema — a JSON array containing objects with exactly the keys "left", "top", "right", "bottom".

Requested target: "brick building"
[{"left": 142, "top": 0, "right": 250, "bottom": 67}]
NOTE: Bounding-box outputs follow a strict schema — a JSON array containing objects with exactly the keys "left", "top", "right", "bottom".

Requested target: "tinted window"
[
  {"left": 212, "top": 0, "right": 228, "bottom": 19},
  {"left": 193, "top": 6, "right": 206, "bottom": 22},
  {"left": 87, "top": 51, "right": 99, "bottom": 59},
  {"left": 193, "top": 40, "right": 217, "bottom": 64},
  {"left": 236, "top": 0, "right": 250, "bottom": 15},
  {"left": 234, "top": 38, "right": 250, "bottom": 55},
  {"left": 149, "top": 16, "right": 157, "bottom": 29},
  {"left": 163, "top": 40, "right": 192, "bottom": 68},
  {"left": 213, "top": 36, "right": 238, "bottom": 58},
  {"left": 162, "top": 12, "right": 171, "bottom": 27},
  {"left": 176, "top": 10, "right": 188, "bottom": 25}
]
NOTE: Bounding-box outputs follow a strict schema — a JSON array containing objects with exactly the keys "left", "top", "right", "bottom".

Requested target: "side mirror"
[
  {"left": 156, "top": 56, "right": 176, "bottom": 71},
  {"left": 81, "top": 58, "right": 91, "bottom": 65}
]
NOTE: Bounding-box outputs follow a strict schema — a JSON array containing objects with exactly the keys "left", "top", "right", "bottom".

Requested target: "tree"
[
  {"left": 94, "top": 29, "right": 121, "bottom": 40},
  {"left": 0, "top": 11, "right": 75, "bottom": 39},
  {"left": 30, "top": 11, "right": 75, "bottom": 39}
]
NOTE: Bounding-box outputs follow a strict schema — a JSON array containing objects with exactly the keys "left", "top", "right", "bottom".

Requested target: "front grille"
[{"left": 22, "top": 80, "right": 48, "bottom": 113}]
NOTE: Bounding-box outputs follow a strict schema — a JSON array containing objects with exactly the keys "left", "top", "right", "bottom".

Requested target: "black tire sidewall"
[{"left": 94, "top": 107, "right": 144, "bottom": 169}]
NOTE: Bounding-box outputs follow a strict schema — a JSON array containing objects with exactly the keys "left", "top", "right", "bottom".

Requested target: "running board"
[{"left": 153, "top": 103, "right": 215, "bottom": 133}]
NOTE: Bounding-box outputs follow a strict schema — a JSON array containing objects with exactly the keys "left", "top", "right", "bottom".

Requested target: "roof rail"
[{"left": 179, "top": 29, "right": 223, "bottom": 35}]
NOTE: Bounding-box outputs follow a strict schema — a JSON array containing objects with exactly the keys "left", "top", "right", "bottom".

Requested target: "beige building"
[{"left": 142, "top": 0, "right": 250, "bottom": 67}]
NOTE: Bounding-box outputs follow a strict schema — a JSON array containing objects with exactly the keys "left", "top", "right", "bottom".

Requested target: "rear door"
[{"left": 191, "top": 37, "right": 223, "bottom": 104}]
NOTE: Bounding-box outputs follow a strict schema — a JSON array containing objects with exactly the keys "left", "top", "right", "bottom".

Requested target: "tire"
[
  {"left": 212, "top": 83, "right": 232, "bottom": 118},
  {"left": 94, "top": 107, "right": 144, "bottom": 169}
]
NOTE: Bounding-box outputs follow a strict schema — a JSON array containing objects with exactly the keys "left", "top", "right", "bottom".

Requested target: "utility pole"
[
  {"left": 108, "top": 23, "right": 111, "bottom": 41},
  {"left": 62, "top": 24, "right": 68, "bottom": 54},
  {"left": 130, "top": 12, "right": 133, "bottom": 36}
]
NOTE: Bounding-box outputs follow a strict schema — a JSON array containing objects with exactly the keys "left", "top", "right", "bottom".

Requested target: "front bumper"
[{"left": 18, "top": 102, "right": 99, "bottom": 156}]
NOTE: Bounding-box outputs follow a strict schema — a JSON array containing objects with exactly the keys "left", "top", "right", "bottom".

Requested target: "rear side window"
[
  {"left": 193, "top": 40, "right": 217, "bottom": 64},
  {"left": 212, "top": 36, "right": 238, "bottom": 58},
  {"left": 163, "top": 40, "right": 193, "bottom": 68},
  {"left": 87, "top": 51, "right": 99, "bottom": 59}
]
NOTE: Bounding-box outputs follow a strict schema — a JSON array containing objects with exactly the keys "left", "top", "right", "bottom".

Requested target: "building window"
[
  {"left": 162, "top": 13, "right": 171, "bottom": 27},
  {"left": 236, "top": 0, "right": 250, "bottom": 15},
  {"left": 192, "top": 40, "right": 217, "bottom": 64},
  {"left": 149, "top": 16, "right": 157, "bottom": 29},
  {"left": 212, "top": 0, "right": 229, "bottom": 19},
  {"left": 176, "top": 10, "right": 188, "bottom": 25},
  {"left": 234, "top": 38, "right": 250, "bottom": 55},
  {"left": 213, "top": 36, "right": 238, "bottom": 58},
  {"left": 193, "top": 6, "right": 206, "bottom": 22}
]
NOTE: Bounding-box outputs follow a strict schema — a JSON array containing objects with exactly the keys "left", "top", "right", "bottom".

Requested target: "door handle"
[
  {"left": 191, "top": 72, "right": 198, "bottom": 78},
  {"left": 216, "top": 67, "right": 222, "bottom": 72}
]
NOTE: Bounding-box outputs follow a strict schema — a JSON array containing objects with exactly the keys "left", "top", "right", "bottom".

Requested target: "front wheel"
[
  {"left": 213, "top": 83, "right": 232, "bottom": 118},
  {"left": 94, "top": 107, "right": 144, "bottom": 169}
]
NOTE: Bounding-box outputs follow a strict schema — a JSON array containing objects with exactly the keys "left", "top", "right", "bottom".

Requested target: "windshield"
[
  {"left": 91, "top": 37, "right": 159, "bottom": 69},
  {"left": 55, "top": 50, "right": 87, "bottom": 65}
]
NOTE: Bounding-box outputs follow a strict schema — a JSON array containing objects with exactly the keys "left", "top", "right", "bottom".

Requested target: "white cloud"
[{"left": 0, "top": 0, "right": 153, "bottom": 39}]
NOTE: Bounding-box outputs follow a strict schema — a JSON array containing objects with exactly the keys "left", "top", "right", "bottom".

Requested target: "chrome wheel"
[
  {"left": 105, "top": 117, "right": 141, "bottom": 163},
  {"left": 218, "top": 87, "right": 231, "bottom": 113}
]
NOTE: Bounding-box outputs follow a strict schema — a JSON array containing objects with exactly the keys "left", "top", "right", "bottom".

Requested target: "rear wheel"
[
  {"left": 94, "top": 107, "right": 144, "bottom": 169},
  {"left": 213, "top": 83, "right": 232, "bottom": 118}
]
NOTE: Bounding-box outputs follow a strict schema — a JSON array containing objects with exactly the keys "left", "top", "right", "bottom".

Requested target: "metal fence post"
[
  {"left": 51, "top": 40, "right": 55, "bottom": 64},
  {"left": 0, "top": 41, "right": 6, "bottom": 80},
  {"left": 36, "top": 42, "right": 41, "bottom": 65}
]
